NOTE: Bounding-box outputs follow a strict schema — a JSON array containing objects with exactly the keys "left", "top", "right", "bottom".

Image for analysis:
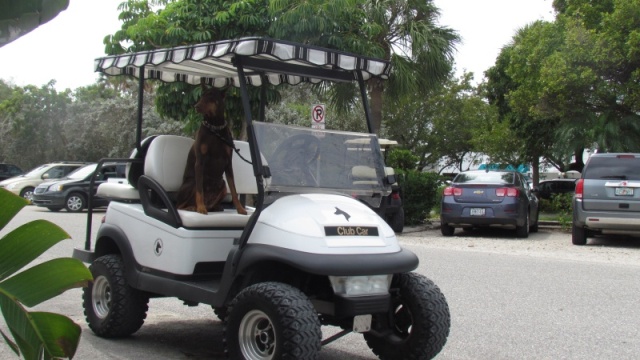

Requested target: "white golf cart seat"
[
  {"left": 96, "top": 135, "right": 158, "bottom": 201},
  {"left": 351, "top": 165, "right": 396, "bottom": 186},
  {"left": 134, "top": 135, "right": 258, "bottom": 229}
]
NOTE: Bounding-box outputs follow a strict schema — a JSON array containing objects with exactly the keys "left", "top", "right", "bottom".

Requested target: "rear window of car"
[
  {"left": 454, "top": 172, "right": 514, "bottom": 184},
  {"left": 583, "top": 155, "right": 640, "bottom": 180}
]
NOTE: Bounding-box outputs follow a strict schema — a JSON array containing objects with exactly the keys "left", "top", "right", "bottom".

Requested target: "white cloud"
[{"left": 433, "top": 0, "right": 555, "bottom": 82}]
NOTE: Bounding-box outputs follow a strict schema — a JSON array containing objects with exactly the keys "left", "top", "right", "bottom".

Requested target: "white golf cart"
[{"left": 75, "top": 37, "right": 449, "bottom": 359}]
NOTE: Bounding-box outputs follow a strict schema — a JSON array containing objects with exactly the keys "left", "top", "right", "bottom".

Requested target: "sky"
[{"left": 0, "top": 0, "right": 556, "bottom": 91}]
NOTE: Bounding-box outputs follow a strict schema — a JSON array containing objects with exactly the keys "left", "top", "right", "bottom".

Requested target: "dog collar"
[{"left": 202, "top": 120, "right": 227, "bottom": 132}]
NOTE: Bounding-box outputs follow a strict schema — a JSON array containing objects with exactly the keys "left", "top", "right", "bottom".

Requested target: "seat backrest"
[
  {"left": 230, "top": 141, "right": 258, "bottom": 194},
  {"left": 144, "top": 135, "right": 194, "bottom": 191},
  {"left": 144, "top": 136, "right": 265, "bottom": 195}
]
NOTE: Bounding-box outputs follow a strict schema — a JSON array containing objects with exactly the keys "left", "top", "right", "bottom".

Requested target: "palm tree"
[{"left": 270, "top": 0, "right": 460, "bottom": 134}]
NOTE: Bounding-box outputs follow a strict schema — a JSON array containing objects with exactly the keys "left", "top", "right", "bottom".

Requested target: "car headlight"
[
  {"left": 48, "top": 184, "right": 63, "bottom": 192},
  {"left": 329, "top": 275, "right": 392, "bottom": 296}
]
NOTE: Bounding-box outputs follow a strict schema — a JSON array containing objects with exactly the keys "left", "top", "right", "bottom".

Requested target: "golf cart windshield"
[{"left": 254, "top": 122, "right": 390, "bottom": 198}]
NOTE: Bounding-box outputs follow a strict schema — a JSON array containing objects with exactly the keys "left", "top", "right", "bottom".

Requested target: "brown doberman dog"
[{"left": 176, "top": 85, "right": 248, "bottom": 215}]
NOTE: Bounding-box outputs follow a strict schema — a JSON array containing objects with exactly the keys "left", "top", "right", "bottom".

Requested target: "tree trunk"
[{"left": 531, "top": 157, "right": 540, "bottom": 186}]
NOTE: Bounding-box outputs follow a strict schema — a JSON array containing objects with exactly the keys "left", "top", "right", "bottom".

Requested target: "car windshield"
[
  {"left": 23, "top": 164, "right": 49, "bottom": 176},
  {"left": 454, "top": 171, "right": 515, "bottom": 184},
  {"left": 67, "top": 164, "right": 97, "bottom": 180},
  {"left": 254, "top": 122, "right": 390, "bottom": 197}
]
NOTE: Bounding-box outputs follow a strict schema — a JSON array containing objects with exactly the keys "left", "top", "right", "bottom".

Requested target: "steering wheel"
[{"left": 269, "top": 134, "right": 321, "bottom": 187}]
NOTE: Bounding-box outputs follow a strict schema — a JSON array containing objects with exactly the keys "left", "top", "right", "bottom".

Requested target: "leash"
[{"left": 202, "top": 121, "right": 253, "bottom": 165}]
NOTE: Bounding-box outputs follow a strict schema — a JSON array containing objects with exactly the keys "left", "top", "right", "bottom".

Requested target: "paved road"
[{"left": 2, "top": 207, "right": 640, "bottom": 359}]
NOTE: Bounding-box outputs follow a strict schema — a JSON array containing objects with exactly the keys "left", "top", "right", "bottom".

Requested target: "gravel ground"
[{"left": 398, "top": 222, "right": 640, "bottom": 267}]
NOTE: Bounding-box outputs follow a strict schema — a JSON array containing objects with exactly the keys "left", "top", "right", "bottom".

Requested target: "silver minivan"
[{"left": 572, "top": 153, "right": 640, "bottom": 245}]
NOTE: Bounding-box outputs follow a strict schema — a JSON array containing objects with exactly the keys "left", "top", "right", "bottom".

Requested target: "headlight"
[
  {"left": 48, "top": 184, "right": 63, "bottom": 192},
  {"left": 329, "top": 275, "right": 392, "bottom": 296}
]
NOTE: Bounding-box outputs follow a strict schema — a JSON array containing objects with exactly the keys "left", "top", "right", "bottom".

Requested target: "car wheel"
[
  {"left": 65, "top": 193, "right": 86, "bottom": 212},
  {"left": 388, "top": 207, "right": 405, "bottom": 233},
  {"left": 529, "top": 211, "right": 539, "bottom": 233},
  {"left": 83, "top": 255, "right": 149, "bottom": 337},
  {"left": 516, "top": 212, "right": 530, "bottom": 238},
  {"left": 19, "top": 187, "right": 35, "bottom": 203},
  {"left": 224, "top": 282, "right": 321, "bottom": 359},
  {"left": 440, "top": 223, "right": 454, "bottom": 236},
  {"left": 364, "top": 272, "right": 450, "bottom": 360},
  {"left": 47, "top": 207, "right": 63, "bottom": 212},
  {"left": 572, "top": 224, "right": 588, "bottom": 245}
]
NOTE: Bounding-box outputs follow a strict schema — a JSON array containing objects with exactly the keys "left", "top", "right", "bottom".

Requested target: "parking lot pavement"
[{"left": 399, "top": 223, "right": 640, "bottom": 267}]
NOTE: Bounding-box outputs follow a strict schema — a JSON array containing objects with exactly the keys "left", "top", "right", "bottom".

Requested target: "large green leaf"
[
  {"left": 0, "top": 292, "right": 43, "bottom": 359},
  {"left": 0, "top": 188, "right": 28, "bottom": 229},
  {"left": 0, "top": 258, "right": 91, "bottom": 307},
  {"left": 0, "top": 189, "right": 84, "bottom": 359},
  {"left": 31, "top": 312, "right": 81, "bottom": 359},
  {"left": 0, "top": 220, "right": 70, "bottom": 281}
]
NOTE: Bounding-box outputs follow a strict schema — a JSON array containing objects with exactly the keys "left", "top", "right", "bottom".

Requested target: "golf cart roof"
[{"left": 95, "top": 37, "right": 392, "bottom": 87}]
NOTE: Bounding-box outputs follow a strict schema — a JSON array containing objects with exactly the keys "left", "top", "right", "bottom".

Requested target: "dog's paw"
[
  {"left": 237, "top": 207, "right": 248, "bottom": 215},
  {"left": 197, "top": 206, "right": 208, "bottom": 215}
]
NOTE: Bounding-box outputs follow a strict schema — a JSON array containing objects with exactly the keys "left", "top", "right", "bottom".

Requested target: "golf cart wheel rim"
[
  {"left": 92, "top": 276, "right": 111, "bottom": 319},
  {"left": 67, "top": 196, "right": 83, "bottom": 211},
  {"left": 238, "top": 309, "right": 276, "bottom": 359},
  {"left": 393, "top": 304, "right": 414, "bottom": 338}
]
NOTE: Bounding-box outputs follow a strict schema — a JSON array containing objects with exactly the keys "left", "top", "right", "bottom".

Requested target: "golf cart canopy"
[{"left": 95, "top": 37, "right": 391, "bottom": 87}]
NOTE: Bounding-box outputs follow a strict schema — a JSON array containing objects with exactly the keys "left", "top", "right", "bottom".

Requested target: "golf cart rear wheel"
[
  {"left": 388, "top": 207, "right": 404, "bottom": 233},
  {"left": 224, "top": 282, "right": 321, "bottom": 359},
  {"left": 83, "top": 254, "right": 149, "bottom": 337},
  {"left": 364, "top": 272, "right": 450, "bottom": 360}
]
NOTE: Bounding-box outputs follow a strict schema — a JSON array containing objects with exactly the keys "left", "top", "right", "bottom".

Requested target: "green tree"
[
  {"left": 486, "top": 21, "right": 565, "bottom": 183},
  {"left": 386, "top": 72, "right": 494, "bottom": 173},
  {"left": 544, "top": 0, "right": 640, "bottom": 154},
  {"left": 0, "top": 82, "right": 72, "bottom": 170}
]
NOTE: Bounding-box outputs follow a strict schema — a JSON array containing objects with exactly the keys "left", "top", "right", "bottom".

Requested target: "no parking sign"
[{"left": 311, "top": 104, "right": 325, "bottom": 129}]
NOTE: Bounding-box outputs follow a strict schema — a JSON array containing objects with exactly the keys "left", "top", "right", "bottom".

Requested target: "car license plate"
[
  {"left": 615, "top": 187, "right": 634, "bottom": 196},
  {"left": 470, "top": 208, "right": 485, "bottom": 216}
]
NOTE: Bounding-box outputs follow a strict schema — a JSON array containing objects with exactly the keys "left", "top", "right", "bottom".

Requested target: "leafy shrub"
[
  {"left": 0, "top": 189, "right": 92, "bottom": 359},
  {"left": 396, "top": 170, "right": 440, "bottom": 225},
  {"left": 386, "top": 149, "right": 420, "bottom": 171},
  {"left": 538, "top": 193, "right": 573, "bottom": 229}
]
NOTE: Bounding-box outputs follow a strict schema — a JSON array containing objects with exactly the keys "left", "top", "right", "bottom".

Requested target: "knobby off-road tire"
[
  {"left": 572, "top": 224, "right": 588, "bottom": 245},
  {"left": 224, "top": 282, "right": 321, "bottom": 360},
  {"left": 83, "top": 254, "right": 149, "bottom": 337},
  {"left": 364, "top": 272, "right": 450, "bottom": 360}
]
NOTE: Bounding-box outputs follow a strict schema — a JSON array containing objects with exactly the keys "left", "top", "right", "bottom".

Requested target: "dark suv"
[
  {"left": 572, "top": 153, "right": 640, "bottom": 245},
  {"left": 32, "top": 163, "right": 126, "bottom": 212},
  {"left": 0, "top": 163, "right": 23, "bottom": 181},
  {"left": 533, "top": 178, "right": 577, "bottom": 200}
]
